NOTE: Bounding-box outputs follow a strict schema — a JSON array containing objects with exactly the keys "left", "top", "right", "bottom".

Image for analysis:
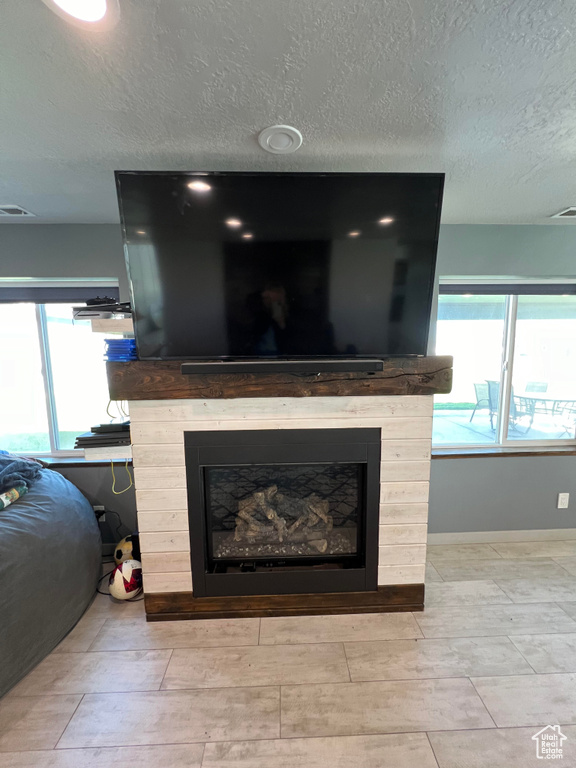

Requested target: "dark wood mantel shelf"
[{"left": 107, "top": 356, "right": 453, "bottom": 400}]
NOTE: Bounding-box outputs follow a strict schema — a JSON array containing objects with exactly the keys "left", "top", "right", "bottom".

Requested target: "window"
[
  {"left": 433, "top": 281, "right": 576, "bottom": 447},
  {"left": 0, "top": 282, "right": 119, "bottom": 454}
]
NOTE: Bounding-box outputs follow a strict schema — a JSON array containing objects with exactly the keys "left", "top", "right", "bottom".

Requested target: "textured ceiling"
[{"left": 1, "top": 0, "right": 576, "bottom": 224}]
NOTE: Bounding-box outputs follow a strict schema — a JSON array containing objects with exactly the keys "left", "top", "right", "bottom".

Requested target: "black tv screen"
[{"left": 116, "top": 172, "right": 444, "bottom": 360}]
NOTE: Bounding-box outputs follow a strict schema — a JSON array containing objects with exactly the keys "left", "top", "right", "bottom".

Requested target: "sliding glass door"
[{"left": 433, "top": 287, "right": 576, "bottom": 448}]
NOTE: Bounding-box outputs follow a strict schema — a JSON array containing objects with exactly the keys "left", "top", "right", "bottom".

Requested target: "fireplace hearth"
[{"left": 185, "top": 429, "right": 381, "bottom": 597}]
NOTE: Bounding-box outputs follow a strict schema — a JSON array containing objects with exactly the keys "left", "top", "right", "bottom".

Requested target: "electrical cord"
[
  {"left": 111, "top": 459, "right": 133, "bottom": 495},
  {"left": 97, "top": 566, "right": 145, "bottom": 601},
  {"left": 97, "top": 567, "right": 115, "bottom": 595},
  {"left": 94, "top": 508, "right": 130, "bottom": 540}
]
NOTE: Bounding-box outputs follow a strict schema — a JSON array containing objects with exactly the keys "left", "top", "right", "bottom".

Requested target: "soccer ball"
[
  {"left": 114, "top": 533, "right": 141, "bottom": 565},
  {"left": 109, "top": 559, "right": 143, "bottom": 600}
]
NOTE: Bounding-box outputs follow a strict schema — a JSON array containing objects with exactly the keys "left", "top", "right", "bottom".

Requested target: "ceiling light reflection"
[{"left": 187, "top": 180, "right": 212, "bottom": 192}]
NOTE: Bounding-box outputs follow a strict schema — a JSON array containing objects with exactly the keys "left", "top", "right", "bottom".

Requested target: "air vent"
[
  {"left": 551, "top": 207, "right": 576, "bottom": 219},
  {"left": 0, "top": 204, "right": 36, "bottom": 217}
]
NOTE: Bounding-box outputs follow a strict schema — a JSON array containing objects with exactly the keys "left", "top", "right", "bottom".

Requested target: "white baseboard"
[{"left": 428, "top": 528, "right": 576, "bottom": 544}]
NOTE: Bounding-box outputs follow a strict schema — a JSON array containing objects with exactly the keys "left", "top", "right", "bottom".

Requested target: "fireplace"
[
  {"left": 108, "top": 356, "right": 452, "bottom": 618},
  {"left": 185, "top": 429, "right": 381, "bottom": 597}
]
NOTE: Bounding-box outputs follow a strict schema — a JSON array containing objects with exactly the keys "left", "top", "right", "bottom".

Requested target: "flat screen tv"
[{"left": 116, "top": 171, "right": 444, "bottom": 360}]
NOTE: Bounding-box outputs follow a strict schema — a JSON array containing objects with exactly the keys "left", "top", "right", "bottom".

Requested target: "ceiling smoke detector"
[
  {"left": 258, "top": 125, "right": 303, "bottom": 155},
  {"left": 551, "top": 207, "right": 576, "bottom": 219},
  {"left": 0, "top": 204, "right": 36, "bottom": 217}
]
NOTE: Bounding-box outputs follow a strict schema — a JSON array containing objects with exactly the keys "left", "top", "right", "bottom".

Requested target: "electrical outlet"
[
  {"left": 558, "top": 493, "right": 570, "bottom": 509},
  {"left": 93, "top": 505, "right": 105, "bottom": 512}
]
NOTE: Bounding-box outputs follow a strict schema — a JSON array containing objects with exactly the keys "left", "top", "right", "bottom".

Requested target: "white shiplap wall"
[{"left": 129, "top": 396, "right": 433, "bottom": 594}]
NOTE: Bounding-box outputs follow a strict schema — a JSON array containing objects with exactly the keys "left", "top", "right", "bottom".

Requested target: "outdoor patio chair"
[
  {"left": 486, "top": 380, "right": 535, "bottom": 435},
  {"left": 556, "top": 401, "right": 576, "bottom": 438},
  {"left": 510, "top": 395, "right": 536, "bottom": 435},
  {"left": 486, "top": 380, "right": 500, "bottom": 430},
  {"left": 470, "top": 382, "right": 490, "bottom": 422}
]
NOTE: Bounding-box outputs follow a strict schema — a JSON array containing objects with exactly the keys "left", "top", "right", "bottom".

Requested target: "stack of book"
[{"left": 75, "top": 422, "right": 131, "bottom": 459}]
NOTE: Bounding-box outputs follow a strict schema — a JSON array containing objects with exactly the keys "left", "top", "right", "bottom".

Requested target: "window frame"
[
  {"left": 0, "top": 279, "right": 119, "bottom": 457},
  {"left": 434, "top": 277, "right": 576, "bottom": 450}
]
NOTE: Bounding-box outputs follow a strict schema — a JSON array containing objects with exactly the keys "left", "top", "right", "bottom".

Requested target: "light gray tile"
[
  {"left": 435, "top": 559, "right": 569, "bottom": 582},
  {"left": 0, "top": 695, "right": 82, "bottom": 752},
  {"left": 426, "top": 562, "right": 443, "bottom": 582},
  {"left": 429, "top": 726, "right": 576, "bottom": 768},
  {"left": 415, "top": 603, "right": 576, "bottom": 638},
  {"left": 10, "top": 650, "right": 172, "bottom": 696},
  {"left": 496, "top": 576, "right": 576, "bottom": 603},
  {"left": 259, "top": 612, "right": 422, "bottom": 645},
  {"left": 560, "top": 603, "right": 576, "bottom": 620},
  {"left": 492, "top": 541, "right": 576, "bottom": 559},
  {"left": 345, "top": 636, "right": 533, "bottom": 681},
  {"left": 472, "top": 673, "right": 576, "bottom": 727},
  {"left": 555, "top": 558, "right": 576, "bottom": 576},
  {"left": 89, "top": 617, "right": 260, "bottom": 651},
  {"left": 510, "top": 633, "right": 576, "bottom": 673},
  {"left": 162, "top": 643, "right": 349, "bottom": 689},
  {"left": 58, "top": 688, "right": 280, "bottom": 748},
  {"left": 203, "top": 732, "right": 439, "bottom": 768},
  {"left": 0, "top": 744, "right": 204, "bottom": 768},
  {"left": 425, "top": 580, "right": 512, "bottom": 606},
  {"left": 53, "top": 617, "right": 107, "bottom": 653},
  {"left": 84, "top": 594, "right": 146, "bottom": 621},
  {"left": 427, "top": 543, "right": 501, "bottom": 562},
  {"left": 280, "top": 678, "right": 494, "bottom": 737}
]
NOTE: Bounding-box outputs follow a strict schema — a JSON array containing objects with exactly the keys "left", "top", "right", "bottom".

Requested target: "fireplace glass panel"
[{"left": 205, "top": 463, "right": 363, "bottom": 564}]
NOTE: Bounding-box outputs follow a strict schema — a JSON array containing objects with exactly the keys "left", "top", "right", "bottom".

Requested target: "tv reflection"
[
  {"left": 226, "top": 241, "right": 335, "bottom": 357},
  {"left": 251, "top": 283, "right": 289, "bottom": 355}
]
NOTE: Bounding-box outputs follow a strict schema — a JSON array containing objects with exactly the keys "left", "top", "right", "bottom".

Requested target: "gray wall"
[
  {"left": 3, "top": 221, "right": 576, "bottom": 536},
  {"left": 3, "top": 223, "right": 575, "bottom": 309},
  {"left": 429, "top": 456, "right": 576, "bottom": 534},
  {"left": 437, "top": 224, "right": 576, "bottom": 277},
  {"left": 56, "top": 465, "right": 137, "bottom": 546},
  {"left": 430, "top": 224, "right": 576, "bottom": 534},
  {"left": 0, "top": 224, "right": 129, "bottom": 300}
]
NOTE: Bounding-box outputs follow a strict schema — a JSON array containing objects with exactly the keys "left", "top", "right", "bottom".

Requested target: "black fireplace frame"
[{"left": 185, "top": 428, "right": 381, "bottom": 597}]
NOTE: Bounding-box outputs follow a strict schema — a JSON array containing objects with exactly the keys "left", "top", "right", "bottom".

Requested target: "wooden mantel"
[{"left": 107, "top": 356, "right": 452, "bottom": 400}]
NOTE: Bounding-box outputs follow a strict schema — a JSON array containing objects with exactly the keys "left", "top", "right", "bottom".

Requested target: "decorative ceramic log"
[{"left": 233, "top": 486, "right": 333, "bottom": 546}]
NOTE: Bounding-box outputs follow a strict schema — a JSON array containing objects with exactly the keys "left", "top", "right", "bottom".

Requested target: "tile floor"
[{"left": 3, "top": 542, "right": 576, "bottom": 766}]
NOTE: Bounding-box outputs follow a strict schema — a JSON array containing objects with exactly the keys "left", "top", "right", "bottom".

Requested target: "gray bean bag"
[{"left": 0, "top": 469, "right": 101, "bottom": 697}]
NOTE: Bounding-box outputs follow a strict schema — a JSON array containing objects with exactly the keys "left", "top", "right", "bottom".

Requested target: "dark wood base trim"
[{"left": 144, "top": 584, "right": 424, "bottom": 621}]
